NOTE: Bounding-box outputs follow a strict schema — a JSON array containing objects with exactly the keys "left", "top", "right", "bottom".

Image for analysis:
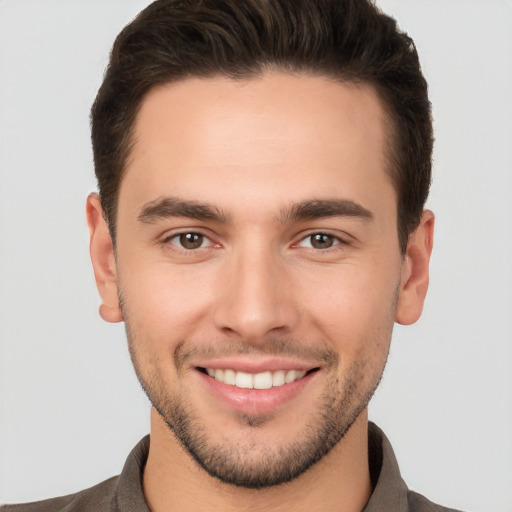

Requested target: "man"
[{"left": 2, "top": 0, "right": 463, "bottom": 510}]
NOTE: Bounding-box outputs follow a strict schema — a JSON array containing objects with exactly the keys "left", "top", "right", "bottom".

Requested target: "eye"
[
  {"left": 167, "top": 232, "right": 212, "bottom": 250},
  {"left": 297, "top": 233, "right": 341, "bottom": 250}
]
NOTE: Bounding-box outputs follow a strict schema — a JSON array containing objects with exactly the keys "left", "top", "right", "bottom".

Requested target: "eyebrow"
[
  {"left": 278, "top": 199, "right": 373, "bottom": 223},
  {"left": 137, "top": 196, "right": 373, "bottom": 225},
  {"left": 138, "top": 196, "right": 229, "bottom": 223}
]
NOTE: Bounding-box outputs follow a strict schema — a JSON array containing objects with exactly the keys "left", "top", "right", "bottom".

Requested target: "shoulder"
[
  {"left": 408, "top": 490, "right": 465, "bottom": 512},
  {"left": 2, "top": 435, "right": 151, "bottom": 512},
  {"left": 366, "top": 423, "right": 466, "bottom": 512},
  {"left": 1, "top": 476, "right": 118, "bottom": 512}
]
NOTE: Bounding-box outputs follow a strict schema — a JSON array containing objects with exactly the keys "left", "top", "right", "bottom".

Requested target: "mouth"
[
  {"left": 192, "top": 357, "right": 323, "bottom": 415},
  {"left": 198, "top": 367, "right": 319, "bottom": 390}
]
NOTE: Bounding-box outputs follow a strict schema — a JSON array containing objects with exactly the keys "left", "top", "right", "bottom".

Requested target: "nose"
[{"left": 212, "top": 242, "right": 300, "bottom": 342}]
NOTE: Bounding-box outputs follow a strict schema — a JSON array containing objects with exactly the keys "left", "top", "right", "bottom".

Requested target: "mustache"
[{"left": 173, "top": 337, "right": 339, "bottom": 372}]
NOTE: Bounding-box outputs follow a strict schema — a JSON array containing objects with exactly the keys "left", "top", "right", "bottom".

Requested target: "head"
[
  {"left": 87, "top": 0, "right": 434, "bottom": 490},
  {"left": 91, "top": 0, "right": 432, "bottom": 254}
]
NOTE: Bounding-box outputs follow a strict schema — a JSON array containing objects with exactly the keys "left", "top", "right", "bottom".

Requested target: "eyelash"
[
  {"left": 294, "top": 232, "right": 346, "bottom": 250},
  {"left": 163, "top": 232, "right": 217, "bottom": 251},
  {"left": 162, "top": 231, "right": 347, "bottom": 252}
]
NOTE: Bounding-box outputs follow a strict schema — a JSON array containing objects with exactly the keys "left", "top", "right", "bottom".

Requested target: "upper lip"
[{"left": 192, "top": 357, "right": 320, "bottom": 374}]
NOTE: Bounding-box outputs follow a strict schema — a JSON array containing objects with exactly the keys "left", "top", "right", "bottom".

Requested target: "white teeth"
[
  {"left": 235, "top": 371, "right": 253, "bottom": 389},
  {"left": 285, "top": 370, "right": 297, "bottom": 383},
  {"left": 253, "top": 371, "right": 273, "bottom": 390},
  {"left": 272, "top": 370, "right": 286, "bottom": 387},
  {"left": 205, "top": 368, "right": 308, "bottom": 389},
  {"left": 223, "top": 369, "right": 236, "bottom": 385}
]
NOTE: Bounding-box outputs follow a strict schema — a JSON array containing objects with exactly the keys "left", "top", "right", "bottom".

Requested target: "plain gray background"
[{"left": 1, "top": 1, "right": 511, "bottom": 510}]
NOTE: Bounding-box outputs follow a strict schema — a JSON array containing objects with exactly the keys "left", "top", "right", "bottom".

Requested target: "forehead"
[{"left": 121, "top": 72, "right": 394, "bottom": 217}]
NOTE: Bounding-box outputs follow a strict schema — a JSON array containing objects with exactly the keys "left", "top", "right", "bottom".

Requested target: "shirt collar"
[
  {"left": 112, "top": 422, "right": 409, "bottom": 511},
  {"left": 113, "top": 435, "right": 151, "bottom": 512},
  {"left": 363, "top": 422, "right": 410, "bottom": 512}
]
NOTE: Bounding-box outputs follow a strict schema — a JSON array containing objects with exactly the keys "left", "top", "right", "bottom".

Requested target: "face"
[{"left": 89, "top": 72, "right": 432, "bottom": 488}]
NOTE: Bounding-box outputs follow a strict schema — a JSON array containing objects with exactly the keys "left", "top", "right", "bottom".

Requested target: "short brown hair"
[{"left": 91, "top": 0, "right": 432, "bottom": 253}]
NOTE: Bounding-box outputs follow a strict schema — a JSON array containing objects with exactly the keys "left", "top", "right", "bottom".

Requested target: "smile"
[
  {"left": 203, "top": 368, "right": 310, "bottom": 389},
  {"left": 196, "top": 364, "right": 321, "bottom": 415}
]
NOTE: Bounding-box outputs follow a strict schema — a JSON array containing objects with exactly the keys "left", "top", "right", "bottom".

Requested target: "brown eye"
[
  {"left": 179, "top": 233, "right": 204, "bottom": 249},
  {"left": 297, "top": 233, "right": 341, "bottom": 250},
  {"left": 310, "top": 233, "right": 335, "bottom": 249}
]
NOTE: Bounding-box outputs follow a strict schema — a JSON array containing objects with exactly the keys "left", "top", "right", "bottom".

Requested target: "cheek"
[
  {"left": 297, "top": 261, "right": 399, "bottom": 348},
  {"left": 117, "top": 262, "right": 215, "bottom": 341}
]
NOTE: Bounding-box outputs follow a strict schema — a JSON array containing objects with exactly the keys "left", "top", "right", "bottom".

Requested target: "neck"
[{"left": 143, "top": 408, "right": 372, "bottom": 512}]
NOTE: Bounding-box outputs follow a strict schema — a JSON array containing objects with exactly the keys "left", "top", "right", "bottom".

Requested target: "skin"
[{"left": 87, "top": 72, "right": 434, "bottom": 512}]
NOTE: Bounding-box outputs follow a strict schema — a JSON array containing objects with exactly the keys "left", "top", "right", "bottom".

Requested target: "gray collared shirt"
[{"left": 1, "top": 423, "right": 464, "bottom": 511}]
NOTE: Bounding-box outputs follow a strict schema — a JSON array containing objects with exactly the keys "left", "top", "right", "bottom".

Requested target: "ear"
[
  {"left": 395, "top": 210, "right": 435, "bottom": 325},
  {"left": 86, "top": 193, "right": 123, "bottom": 323}
]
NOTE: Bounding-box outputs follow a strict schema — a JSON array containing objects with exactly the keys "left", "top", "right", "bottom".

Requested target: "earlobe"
[
  {"left": 395, "top": 210, "right": 435, "bottom": 325},
  {"left": 86, "top": 193, "right": 123, "bottom": 323}
]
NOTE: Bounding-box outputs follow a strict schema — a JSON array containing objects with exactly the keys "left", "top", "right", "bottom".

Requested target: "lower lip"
[{"left": 196, "top": 369, "right": 318, "bottom": 416}]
